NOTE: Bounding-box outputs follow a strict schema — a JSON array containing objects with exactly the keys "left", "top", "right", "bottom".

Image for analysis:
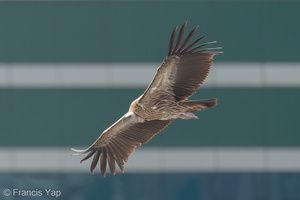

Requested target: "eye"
[
  {"left": 126, "top": 115, "right": 132, "bottom": 119},
  {"left": 123, "top": 112, "right": 133, "bottom": 122}
]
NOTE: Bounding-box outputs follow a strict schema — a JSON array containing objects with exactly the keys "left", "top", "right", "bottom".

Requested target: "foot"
[{"left": 178, "top": 112, "right": 198, "bottom": 119}]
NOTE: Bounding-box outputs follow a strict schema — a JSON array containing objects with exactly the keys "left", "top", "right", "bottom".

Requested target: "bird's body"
[{"left": 72, "top": 21, "right": 222, "bottom": 176}]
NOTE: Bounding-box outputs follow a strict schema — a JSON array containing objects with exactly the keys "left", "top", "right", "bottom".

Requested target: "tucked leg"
[{"left": 178, "top": 112, "right": 198, "bottom": 119}]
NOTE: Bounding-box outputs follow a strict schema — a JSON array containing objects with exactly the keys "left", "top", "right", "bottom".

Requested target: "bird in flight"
[{"left": 72, "top": 21, "right": 222, "bottom": 177}]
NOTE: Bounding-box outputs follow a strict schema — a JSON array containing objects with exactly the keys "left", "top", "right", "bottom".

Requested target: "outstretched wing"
[
  {"left": 72, "top": 112, "right": 173, "bottom": 176},
  {"left": 139, "top": 21, "right": 222, "bottom": 104}
]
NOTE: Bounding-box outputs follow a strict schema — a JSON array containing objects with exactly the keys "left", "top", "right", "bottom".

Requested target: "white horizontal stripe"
[
  {"left": 0, "top": 147, "right": 300, "bottom": 173},
  {"left": 0, "top": 62, "right": 299, "bottom": 88}
]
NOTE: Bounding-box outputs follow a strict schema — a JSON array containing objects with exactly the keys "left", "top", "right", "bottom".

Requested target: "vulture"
[{"left": 72, "top": 21, "right": 222, "bottom": 176}]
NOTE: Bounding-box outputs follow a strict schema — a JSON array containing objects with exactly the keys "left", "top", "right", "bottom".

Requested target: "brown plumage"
[{"left": 72, "top": 21, "right": 222, "bottom": 177}]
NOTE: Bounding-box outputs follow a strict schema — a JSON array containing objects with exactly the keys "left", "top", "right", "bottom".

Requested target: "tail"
[{"left": 181, "top": 98, "right": 218, "bottom": 112}]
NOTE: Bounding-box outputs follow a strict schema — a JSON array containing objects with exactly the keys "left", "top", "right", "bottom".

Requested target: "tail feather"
[{"left": 181, "top": 98, "right": 218, "bottom": 112}]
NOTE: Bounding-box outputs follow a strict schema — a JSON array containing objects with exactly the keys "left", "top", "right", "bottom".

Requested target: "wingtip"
[
  {"left": 71, "top": 148, "right": 85, "bottom": 156},
  {"left": 214, "top": 51, "right": 224, "bottom": 55},
  {"left": 90, "top": 169, "right": 95, "bottom": 174},
  {"left": 71, "top": 148, "right": 89, "bottom": 153},
  {"left": 120, "top": 166, "right": 125, "bottom": 173},
  {"left": 168, "top": 25, "right": 179, "bottom": 55},
  {"left": 200, "top": 47, "right": 223, "bottom": 53},
  {"left": 182, "top": 20, "right": 188, "bottom": 28},
  {"left": 210, "top": 47, "right": 224, "bottom": 55},
  {"left": 173, "top": 25, "right": 179, "bottom": 32},
  {"left": 111, "top": 171, "right": 116, "bottom": 176},
  {"left": 207, "top": 41, "right": 217, "bottom": 44}
]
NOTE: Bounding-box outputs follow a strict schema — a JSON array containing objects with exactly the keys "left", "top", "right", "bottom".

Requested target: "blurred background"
[{"left": 1, "top": 0, "right": 300, "bottom": 200}]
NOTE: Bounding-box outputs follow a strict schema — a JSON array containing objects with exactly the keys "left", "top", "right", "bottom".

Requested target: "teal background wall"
[{"left": 0, "top": 1, "right": 299, "bottom": 62}]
